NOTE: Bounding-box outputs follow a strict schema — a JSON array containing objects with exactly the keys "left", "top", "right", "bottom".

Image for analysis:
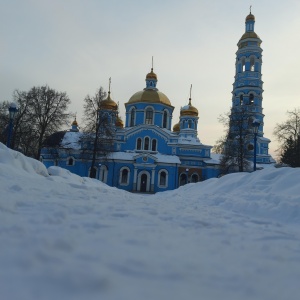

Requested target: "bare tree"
[
  {"left": 218, "top": 106, "right": 253, "bottom": 174},
  {"left": 82, "top": 87, "right": 115, "bottom": 178},
  {"left": 0, "top": 86, "right": 71, "bottom": 158},
  {"left": 274, "top": 108, "right": 300, "bottom": 166}
]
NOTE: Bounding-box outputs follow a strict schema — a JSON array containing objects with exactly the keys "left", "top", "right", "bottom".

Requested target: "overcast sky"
[{"left": 1, "top": 0, "right": 300, "bottom": 159}]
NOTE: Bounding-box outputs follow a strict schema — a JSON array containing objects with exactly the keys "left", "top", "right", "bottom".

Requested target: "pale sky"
[{"left": 1, "top": 0, "right": 300, "bottom": 160}]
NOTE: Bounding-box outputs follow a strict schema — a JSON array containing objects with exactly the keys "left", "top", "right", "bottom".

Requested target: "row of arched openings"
[
  {"left": 241, "top": 57, "right": 255, "bottom": 72},
  {"left": 179, "top": 173, "right": 200, "bottom": 186},
  {"left": 239, "top": 93, "right": 254, "bottom": 105},
  {"left": 137, "top": 137, "right": 157, "bottom": 151},
  {"left": 129, "top": 107, "right": 169, "bottom": 128},
  {"left": 120, "top": 167, "right": 168, "bottom": 188},
  {"left": 88, "top": 166, "right": 200, "bottom": 188}
]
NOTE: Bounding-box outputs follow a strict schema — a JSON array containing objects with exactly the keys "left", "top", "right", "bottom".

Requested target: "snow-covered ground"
[{"left": 1, "top": 142, "right": 300, "bottom": 300}]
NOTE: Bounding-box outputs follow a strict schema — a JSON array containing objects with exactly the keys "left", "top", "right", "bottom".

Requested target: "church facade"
[{"left": 41, "top": 11, "right": 272, "bottom": 193}]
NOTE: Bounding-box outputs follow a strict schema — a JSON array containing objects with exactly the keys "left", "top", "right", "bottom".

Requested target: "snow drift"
[{"left": 1, "top": 142, "right": 300, "bottom": 300}]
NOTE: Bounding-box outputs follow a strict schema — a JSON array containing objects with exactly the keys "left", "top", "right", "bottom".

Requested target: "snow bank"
[
  {"left": 158, "top": 167, "right": 300, "bottom": 224},
  {"left": 1, "top": 143, "right": 300, "bottom": 300},
  {"left": 0, "top": 143, "right": 48, "bottom": 177}
]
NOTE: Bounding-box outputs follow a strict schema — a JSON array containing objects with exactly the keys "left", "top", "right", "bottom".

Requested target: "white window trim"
[
  {"left": 136, "top": 138, "right": 143, "bottom": 150},
  {"left": 144, "top": 106, "right": 154, "bottom": 125},
  {"left": 119, "top": 167, "right": 130, "bottom": 186},
  {"left": 129, "top": 107, "right": 136, "bottom": 127},
  {"left": 99, "top": 165, "right": 108, "bottom": 183},
  {"left": 158, "top": 169, "right": 168, "bottom": 188},
  {"left": 144, "top": 136, "right": 151, "bottom": 150}
]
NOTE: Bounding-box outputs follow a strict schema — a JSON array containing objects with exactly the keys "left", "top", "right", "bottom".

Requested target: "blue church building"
[{"left": 41, "top": 11, "right": 273, "bottom": 192}]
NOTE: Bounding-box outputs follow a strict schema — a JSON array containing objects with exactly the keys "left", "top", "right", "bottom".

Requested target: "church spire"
[
  {"left": 108, "top": 77, "right": 111, "bottom": 96},
  {"left": 188, "top": 84, "right": 192, "bottom": 106}
]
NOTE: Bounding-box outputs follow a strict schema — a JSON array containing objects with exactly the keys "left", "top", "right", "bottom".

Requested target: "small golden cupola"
[
  {"left": 180, "top": 85, "right": 198, "bottom": 117},
  {"left": 70, "top": 116, "right": 79, "bottom": 132},
  {"left": 116, "top": 116, "right": 124, "bottom": 128},
  {"left": 72, "top": 118, "right": 78, "bottom": 126},
  {"left": 246, "top": 12, "right": 255, "bottom": 21},
  {"left": 146, "top": 68, "right": 157, "bottom": 81},
  {"left": 173, "top": 121, "right": 180, "bottom": 132},
  {"left": 100, "top": 78, "right": 118, "bottom": 111}
]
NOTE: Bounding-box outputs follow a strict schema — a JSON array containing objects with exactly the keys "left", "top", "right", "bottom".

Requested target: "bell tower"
[{"left": 230, "top": 10, "right": 271, "bottom": 164}]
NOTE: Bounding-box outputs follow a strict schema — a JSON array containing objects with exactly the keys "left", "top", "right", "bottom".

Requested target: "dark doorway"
[
  {"left": 180, "top": 174, "right": 187, "bottom": 186},
  {"left": 141, "top": 174, "right": 147, "bottom": 192},
  {"left": 90, "top": 167, "right": 97, "bottom": 178}
]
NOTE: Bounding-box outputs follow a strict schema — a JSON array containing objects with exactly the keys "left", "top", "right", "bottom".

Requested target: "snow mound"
[
  {"left": 158, "top": 167, "right": 300, "bottom": 224},
  {"left": 1, "top": 143, "right": 300, "bottom": 300},
  {"left": 0, "top": 143, "right": 48, "bottom": 177}
]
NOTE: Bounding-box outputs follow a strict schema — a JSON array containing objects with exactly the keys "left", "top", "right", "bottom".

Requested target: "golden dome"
[
  {"left": 126, "top": 89, "right": 172, "bottom": 107},
  {"left": 173, "top": 122, "right": 180, "bottom": 132},
  {"left": 100, "top": 92, "right": 118, "bottom": 110},
  {"left": 116, "top": 116, "right": 124, "bottom": 128},
  {"left": 239, "top": 31, "right": 260, "bottom": 41},
  {"left": 246, "top": 13, "right": 255, "bottom": 21},
  {"left": 180, "top": 98, "right": 198, "bottom": 117},
  {"left": 146, "top": 68, "right": 157, "bottom": 80},
  {"left": 71, "top": 119, "right": 78, "bottom": 126}
]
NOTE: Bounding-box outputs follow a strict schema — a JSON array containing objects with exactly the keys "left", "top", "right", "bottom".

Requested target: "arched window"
[
  {"left": 188, "top": 120, "right": 192, "bottom": 128},
  {"left": 119, "top": 167, "right": 130, "bottom": 185},
  {"left": 144, "top": 137, "right": 150, "bottom": 150},
  {"left": 137, "top": 138, "right": 142, "bottom": 150},
  {"left": 158, "top": 170, "right": 168, "bottom": 188},
  {"left": 240, "top": 95, "right": 244, "bottom": 105},
  {"left": 99, "top": 165, "right": 108, "bottom": 183},
  {"left": 130, "top": 108, "right": 135, "bottom": 127},
  {"left": 249, "top": 94, "right": 254, "bottom": 105},
  {"left": 250, "top": 57, "right": 255, "bottom": 71},
  {"left": 145, "top": 108, "right": 153, "bottom": 124},
  {"left": 241, "top": 58, "right": 246, "bottom": 72},
  {"left": 67, "top": 157, "right": 75, "bottom": 166},
  {"left": 163, "top": 110, "right": 168, "bottom": 128},
  {"left": 151, "top": 139, "right": 157, "bottom": 151},
  {"left": 159, "top": 171, "right": 167, "bottom": 186},
  {"left": 191, "top": 174, "right": 199, "bottom": 183}
]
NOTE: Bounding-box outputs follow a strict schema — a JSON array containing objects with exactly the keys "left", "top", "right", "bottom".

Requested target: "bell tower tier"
[{"left": 230, "top": 11, "right": 272, "bottom": 164}]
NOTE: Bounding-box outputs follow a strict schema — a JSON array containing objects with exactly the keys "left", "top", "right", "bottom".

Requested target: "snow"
[
  {"left": 61, "top": 131, "right": 82, "bottom": 149},
  {"left": 1, "top": 142, "right": 300, "bottom": 300}
]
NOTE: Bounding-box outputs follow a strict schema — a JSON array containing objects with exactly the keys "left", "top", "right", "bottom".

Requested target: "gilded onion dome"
[
  {"left": 146, "top": 68, "right": 157, "bottom": 80},
  {"left": 100, "top": 78, "right": 118, "bottom": 110},
  {"left": 239, "top": 31, "right": 260, "bottom": 41},
  {"left": 173, "top": 121, "right": 180, "bottom": 132},
  {"left": 116, "top": 116, "right": 124, "bottom": 128},
  {"left": 100, "top": 91, "right": 118, "bottom": 110},
  {"left": 180, "top": 97, "right": 198, "bottom": 117},
  {"left": 71, "top": 118, "right": 78, "bottom": 126},
  {"left": 127, "top": 90, "right": 172, "bottom": 106},
  {"left": 246, "top": 13, "right": 255, "bottom": 21}
]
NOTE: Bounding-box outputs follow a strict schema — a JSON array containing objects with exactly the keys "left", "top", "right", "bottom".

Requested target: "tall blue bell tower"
[{"left": 230, "top": 10, "right": 272, "bottom": 164}]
